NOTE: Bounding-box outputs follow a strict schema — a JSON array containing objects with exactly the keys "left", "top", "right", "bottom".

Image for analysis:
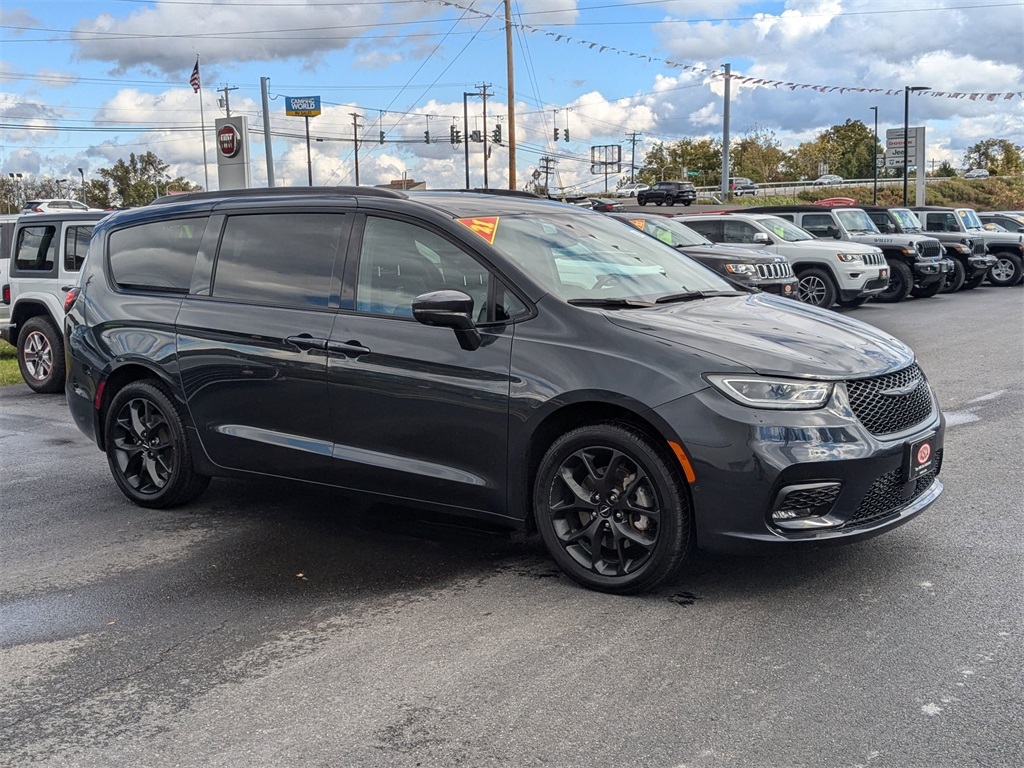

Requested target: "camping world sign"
[{"left": 285, "top": 96, "right": 321, "bottom": 117}]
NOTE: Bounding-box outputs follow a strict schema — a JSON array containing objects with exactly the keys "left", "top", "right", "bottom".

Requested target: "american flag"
[{"left": 190, "top": 59, "right": 201, "bottom": 93}]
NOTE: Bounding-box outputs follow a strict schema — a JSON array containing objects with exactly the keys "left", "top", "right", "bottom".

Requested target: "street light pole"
[
  {"left": 870, "top": 106, "right": 878, "bottom": 205},
  {"left": 902, "top": 85, "right": 930, "bottom": 206},
  {"left": 78, "top": 168, "right": 86, "bottom": 206}
]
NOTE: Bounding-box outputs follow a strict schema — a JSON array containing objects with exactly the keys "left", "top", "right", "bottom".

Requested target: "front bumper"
[
  {"left": 913, "top": 258, "right": 952, "bottom": 285},
  {"left": 653, "top": 382, "right": 944, "bottom": 553}
]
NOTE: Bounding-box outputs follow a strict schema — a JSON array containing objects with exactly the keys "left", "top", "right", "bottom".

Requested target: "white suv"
[
  {"left": 1, "top": 211, "right": 107, "bottom": 392},
  {"left": 677, "top": 212, "right": 889, "bottom": 308},
  {"left": 20, "top": 199, "right": 101, "bottom": 214}
]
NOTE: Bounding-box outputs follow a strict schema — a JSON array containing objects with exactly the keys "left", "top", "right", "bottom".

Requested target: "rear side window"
[
  {"left": 109, "top": 217, "right": 208, "bottom": 292},
  {"left": 684, "top": 219, "right": 723, "bottom": 242},
  {"left": 15, "top": 225, "right": 57, "bottom": 271},
  {"left": 801, "top": 214, "right": 836, "bottom": 237},
  {"left": 64, "top": 226, "right": 94, "bottom": 271},
  {"left": 212, "top": 212, "right": 345, "bottom": 308}
]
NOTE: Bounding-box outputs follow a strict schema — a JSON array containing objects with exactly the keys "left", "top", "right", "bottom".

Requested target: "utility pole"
[
  {"left": 721, "top": 62, "right": 731, "bottom": 201},
  {"left": 261, "top": 77, "right": 275, "bottom": 187},
  {"left": 870, "top": 105, "right": 878, "bottom": 204},
  {"left": 626, "top": 131, "right": 643, "bottom": 182},
  {"left": 479, "top": 83, "right": 492, "bottom": 189},
  {"left": 540, "top": 156, "right": 555, "bottom": 195},
  {"left": 217, "top": 86, "right": 238, "bottom": 117},
  {"left": 351, "top": 112, "right": 363, "bottom": 186},
  {"left": 504, "top": 0, "right": 516, "bottom": 189},
  {"left": 463, "top": 92, "right": 474, "bottom": 189}
]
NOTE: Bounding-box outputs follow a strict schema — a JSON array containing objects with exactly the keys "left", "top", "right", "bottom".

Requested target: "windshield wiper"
[
  {"left": 655, "top": 290, "right": 746, "bottom": 304},
  {"left": 568, "top": 297, "right": 656, "bottom": 308}
]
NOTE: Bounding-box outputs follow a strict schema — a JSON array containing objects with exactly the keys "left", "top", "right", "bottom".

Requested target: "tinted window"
[
  {"left": 109, "top": 217, "right": 207, "bottom": 292},
  {"left": 356, "top": 216, "right": 488, "bottom": 318},
  {"left": 64, "top": 226, "right": 94, "bottom": 271},
  {"left": 801, "top": 214, "right": 836, "bottom": 237},
  {"left": 213, "top": 213, "right": 344, "bottom": 308},
  {"left": 15, "top": 225, "right": 57, "bottom": 271},
  {"left": 684, "top": 219, "right": 723, "bottom": 242}
]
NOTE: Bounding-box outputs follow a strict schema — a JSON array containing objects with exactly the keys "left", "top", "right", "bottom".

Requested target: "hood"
[
  {"left": 785, "top": 238, "right": 880, "bottom": 254},
  {"left": 677, "top": 244, "right": 783, "bottom": 264},
  {"left": 605, "top": 293, "right": 913, "bottom": 378}
]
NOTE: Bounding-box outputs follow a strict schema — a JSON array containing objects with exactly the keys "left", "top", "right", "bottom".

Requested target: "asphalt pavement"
[{"left": 1, "top": 285, "right": 1022, "bottom": 767}]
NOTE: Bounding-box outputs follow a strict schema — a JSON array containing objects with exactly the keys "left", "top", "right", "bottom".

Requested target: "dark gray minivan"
[{"left": 65, "top": 188, "right": 945, "bottom": 593}]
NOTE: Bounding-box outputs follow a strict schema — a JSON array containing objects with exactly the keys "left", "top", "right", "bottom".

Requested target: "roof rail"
[
  {"left": 428, "top": 188, "right": 543, "bottom": 198},
  {"left": 148, "top": 186, "right": 407, "bottom": 206}
]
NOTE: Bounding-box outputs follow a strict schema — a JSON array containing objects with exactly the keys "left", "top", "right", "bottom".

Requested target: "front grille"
[
  {"left": 776, "top": 484, "right": 842, "bottom": 513},
  {"left": 864, "top": 252, "right": 886, "bottom": 266},
  {"left": 842, "top": 449, "right": 943, "bottom": 529},
  {"left": 972, "top": 240, "right": 986, "bottom": 256},
  {"left": 921, "top": 241, "right": 943, "bottom": 259},
  {"left": 755, "top": 262, "right": 794, "bottom": 279},
  {"left": 845, "top": 363, "right": 934, "bottom": 436}
]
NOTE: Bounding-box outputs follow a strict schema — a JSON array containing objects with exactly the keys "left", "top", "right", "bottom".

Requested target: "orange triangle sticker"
[
  {"left": 457, "top": 216, "right": 500, "bottom": 245},
  {"left": 628, "top": 219, "right": 646, "bottom": 231}
]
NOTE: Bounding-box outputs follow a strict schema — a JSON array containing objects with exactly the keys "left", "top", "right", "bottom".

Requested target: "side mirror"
[
  {"left": 412, "top": 290, "right": 482, "bottom": 351},
  {"left": 752, "top": 232, "right": 771, "bottom": 244},
  {"left": 826, "top": 226, "right": 841, "bottom": 239}
]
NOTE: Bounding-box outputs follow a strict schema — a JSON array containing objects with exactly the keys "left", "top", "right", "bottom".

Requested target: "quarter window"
[
  {"left": 356, "top": 217, "right": 489, "bottom": 319},
  {"left": 64, "top": 226, "right": 93, "bottom": 271},
  {"left": 109, "top": 217, "right": 207, "bottom": 292},
  {"left": 14, "top": 226, "right": 57, "bottom": 272},
  {"left": 213, "top": 213, "right": 345, "bottom": 308}
]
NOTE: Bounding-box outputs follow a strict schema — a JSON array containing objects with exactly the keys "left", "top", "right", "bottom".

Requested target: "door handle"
[
  {"left": 327, "top": 340, "right": 371, "bottom": 357},
  {"left": 286, "top": 335, "right": 328, "bottom": 351}
]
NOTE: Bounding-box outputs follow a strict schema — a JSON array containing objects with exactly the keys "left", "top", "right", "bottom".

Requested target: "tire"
[
  {"left": 666, "top": 196, "right": 675, "bottom": 207},
  {"left": 104, "top": 381, "right": 210, "bottom": 509},
  {"left": 987, "top": 252, "right": 1023, "bottom": 287},
  {"left": 911, "top": 280, "right": 944, "bottom": 299},
  {"left": 533, "top": 422, "right": 692, "bottom": 594},
  {"left": 795, "top": 267, "right": 838, "bottom": 308},
  {"left": 836, "top": 296, "right": 868, "bottom": 308},
  {"left": 17, "top": 315, "right": 66, "bottom": 394},
  {"left": 875, "top": 259, "right": 913, "bottom": 303},
  {"left": 961, "top": 271, "right": 986, "bottom": 290},
  {"left": 940, "top": 259, "right": 966, "bottom": 293},
  {"left": 637, "top": 196, "right": 648, "bottom": 207}
]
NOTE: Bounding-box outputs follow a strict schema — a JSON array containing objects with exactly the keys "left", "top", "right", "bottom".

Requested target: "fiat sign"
[{"left": 218, "top": 125, "right": 240, "bottom": 158}]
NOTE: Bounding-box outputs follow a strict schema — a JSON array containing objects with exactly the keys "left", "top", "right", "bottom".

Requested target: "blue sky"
[{"left": 2, "top": 0, "right": 1022, "bottom": 193}]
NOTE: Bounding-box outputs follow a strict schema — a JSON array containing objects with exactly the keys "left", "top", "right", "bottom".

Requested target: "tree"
[
  {"left": 731, "top": 125, "right": 786, "bottom": 183},
  {"left": 639, "top": 138, "right": 722, "bottom": 185},
  {"left": 933, "top": 160, "right": 958, "bottom": 178},
  {"left": 97, "top": 151, "right": 201, "bottom": 207},
  {"left": 784, "top": 120, "right": 880, "bottom": 180},
  {"left": 962, "top": 139, "right": 1023, "bottom": 175}
]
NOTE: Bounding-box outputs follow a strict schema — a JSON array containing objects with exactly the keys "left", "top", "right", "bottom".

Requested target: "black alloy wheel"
[
  {"left": 940, "top": 259, "right": 966, "bottom": 293},
  {"left": 17, "top": 315, "right": 66, "bottom": 394},
  {"left": 875, "top": 260, "right": 913, "bottom": 303},
  {"left": 795, "top": 267, "right": 838, "bottom": 308},
  {"left": 534, "top": 422, "right": 691, "bottom": 594},
  {"left": 105, "top": 381, "right": 210, "bottom": 508}
]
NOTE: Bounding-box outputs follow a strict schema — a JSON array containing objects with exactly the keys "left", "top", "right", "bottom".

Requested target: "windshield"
[
  {"left": 957, "top": 209, "right": 984, "bottom": 229},
  {"left": 758, "top": 216, "right": 815, "bottom": 242},
  {"left": 488, "top": 210, "right": 732, "bottom": 302},
  {"left": 890, "top": 208, "right": 923, "bottom": 230},
  {"left": 836, "top": 209, "right": 880, "bottom": 234},
  {"left": 618, "top": 216, "right": 713, "bottom": 248}
]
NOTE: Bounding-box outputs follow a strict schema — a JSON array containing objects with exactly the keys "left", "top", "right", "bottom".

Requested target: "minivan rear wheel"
[
  {"left": 534, "top": 423, "right": 691, "bottom": 594},
  {"left": 105, "top": 381, "right": 210, "bottom": 508},
  {"left": 17, "top": 315, "right": 65, "bottom": 394}
]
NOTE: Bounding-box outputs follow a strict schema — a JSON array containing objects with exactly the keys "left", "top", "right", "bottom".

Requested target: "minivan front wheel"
[
  {"left": 17, "top": 315, "right": 66, "bottom": 394},
  {"left": 534, "top": 423, "right": 691, "bottom": 594},
  {"left": 105, "top": 381, "right": 210, "bottom": 508}
]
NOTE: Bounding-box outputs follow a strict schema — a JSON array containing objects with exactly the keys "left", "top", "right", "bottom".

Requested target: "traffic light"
[
  {"left": 554, "top": 128, "right": 561, "bottom": 141},
  {"left": 491, "top": 124, "right": 502, "bottom": 144},
  {"left": 450, "top": 125, "right": 462, "bottom": 146},
  {"left": 471, "top": 130, "right": 482, "bottom": 143},
  {"left": 379, "top": 130, "right": 385, "bottom": 144},
  {"left": 563, "top": 128, "right": 570, "bottom": 142},
  {"left": 424, "top": 130, "right": 431, "bottom": 144}
]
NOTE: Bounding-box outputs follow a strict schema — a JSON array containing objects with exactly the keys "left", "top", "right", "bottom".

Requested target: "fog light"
[{"left": 771, "top": 482, "right": 843, "bottom": 530}]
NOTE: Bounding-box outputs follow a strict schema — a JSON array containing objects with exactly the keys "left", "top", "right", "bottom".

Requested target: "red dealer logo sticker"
[
  {"left": 457, "top": 217, "right": 500, "bottom": 245},
  {"left": 917, "top": 442, "right": 931, "bottom": 466},
  {"left": 218, "top": 125, "right": 241, "bottom": 158}
]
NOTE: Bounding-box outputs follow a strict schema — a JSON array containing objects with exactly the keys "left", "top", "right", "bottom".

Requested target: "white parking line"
[
  {"left": 944, "top": 410, "right": 982, "bottom": 428},
  {"left": 968, "top": 390, "right": 1006, "bottom": 404}
]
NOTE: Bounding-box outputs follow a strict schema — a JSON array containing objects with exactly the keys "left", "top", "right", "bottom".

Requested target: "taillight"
[
  {"left": 2, "top": 284, "right": 9, "bottom": 305},
  {"left": 64, "top": 287, "right": 79, "bottom": 313}
]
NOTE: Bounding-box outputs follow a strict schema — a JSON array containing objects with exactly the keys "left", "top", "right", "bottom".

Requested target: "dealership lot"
[{"left": 1, "top": 286, "right": 1022, "bottom": 767}]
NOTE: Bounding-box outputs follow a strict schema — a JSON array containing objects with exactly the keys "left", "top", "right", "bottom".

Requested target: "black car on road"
[
  {"left": 65, "top": 188, "right": 945, "bottom": 594},
  {"left": 637, "top": 180, "right": 697, "bottom": 207},
  {"left": 607, "top": 212, "right": 797, "bottom": 297}
]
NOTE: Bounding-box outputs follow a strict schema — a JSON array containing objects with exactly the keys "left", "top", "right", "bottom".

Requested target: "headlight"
[
  {"left": 705, "top": 375, "right": 834, "bottom": 410},
  {"left": 901, "top": 246, "right": 916, "bottom": 255},
  {"left": 724, "top": 263, "right": 758, "bottom": 276},
  {"left": 836, "top": 252, "right": 863, "bottom": 263}
]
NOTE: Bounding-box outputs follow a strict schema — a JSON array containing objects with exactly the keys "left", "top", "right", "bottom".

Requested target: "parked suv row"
[
  {"left": 677, "top": 212, "right": 889, "bottom": 309},
  {"left": 64, "top": 187, "right": 944, "bottom": 594},
  {"left": 913, "top": 206, "right": 1024, "bottom": 287},
  {"left": 745, "top": 205, "right": 951, "bottom": 302},
  {"left": 637, "top": 180, "right": 697, "bottom": 207}
]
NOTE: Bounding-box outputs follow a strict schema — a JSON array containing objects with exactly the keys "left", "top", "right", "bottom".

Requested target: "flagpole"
[{"left": 196, "top": 56, "right": 210, "bottom": 190}]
